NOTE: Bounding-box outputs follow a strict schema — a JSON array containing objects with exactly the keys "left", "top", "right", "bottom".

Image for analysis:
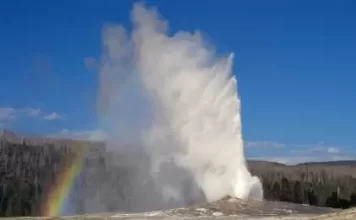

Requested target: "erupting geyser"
[{"left": 96, "top": 2, "right": 263, "bottom": 212}]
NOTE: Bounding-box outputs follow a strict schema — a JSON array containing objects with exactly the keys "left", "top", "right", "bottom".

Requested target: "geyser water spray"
[{"left": 93, "top": 2, "right": 263, "bottom": 212}]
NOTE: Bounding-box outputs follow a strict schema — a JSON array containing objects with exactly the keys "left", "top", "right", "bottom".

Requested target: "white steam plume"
[{"left": 95, "top": 2, "right": 263, "bottom": 212}]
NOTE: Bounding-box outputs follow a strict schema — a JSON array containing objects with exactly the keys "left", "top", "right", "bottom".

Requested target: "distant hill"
[
  {"left": 247, "top": 159, "right": 287, "bottom": 167},
  {"left": 247, "top": 159, "right": 356, "bottom": 167},
  {"left": 0, "top": 130, "right": 356, "bottom": 216},
  {"left": 297, "top": 160, "right": 356, "bottom": 166},
  {"left": 1, "top": 129, "right": 355, "bottom": 166}
]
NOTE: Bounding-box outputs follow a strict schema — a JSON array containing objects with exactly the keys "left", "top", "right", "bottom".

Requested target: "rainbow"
[{"left": 40, "top": 143, "right": 88, "bottom": 217}]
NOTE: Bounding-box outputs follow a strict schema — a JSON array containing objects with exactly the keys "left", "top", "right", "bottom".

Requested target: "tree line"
[
  {"left": 0, "top": 138, "right": 107, "bottom": 216},
  {"left": 248, "top": 160, "right": 356, "bottom": 209},
  {"left": 0, "top": 138, "right": 355, "bottom": 216}
]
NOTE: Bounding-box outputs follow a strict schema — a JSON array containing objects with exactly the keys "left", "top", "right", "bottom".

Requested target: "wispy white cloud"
[
  {"left": 43, "top": 112, "right": 64, "bottom": 120},
  {"left": 291, "top": 142, "right": 343, "bottom": 154},
  {"left": 248, "top": 141, "right": 355, "bottom": 165},
  {"left": 0, "top": 106, "right": 64, "bottom": 126},
  {"left": 246, "top": 141, "right": 285, "bottom": 148},
  {"left": 0, "top": 108, "right": 17, "bottom": 122},
  {"left": 50, "top": 129, "right": 107, "bottom": 141},
  {"left": 21, "top": 107, "right": 42, "bottom": 117},
  {"left": 249, "top": 154, "right": 354, "bottom": 165},
  {"left": 0, "top": 107, "right": 22, "bottom": 127}
]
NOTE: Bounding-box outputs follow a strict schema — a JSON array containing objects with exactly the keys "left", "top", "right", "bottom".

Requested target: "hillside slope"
[{"left": 0, "top": 131, "right": 355, "bottom": 216}]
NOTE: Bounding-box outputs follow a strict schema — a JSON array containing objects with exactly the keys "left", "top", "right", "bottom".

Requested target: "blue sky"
[{"left": 0, "top": 0, "right": 355, "bottom": 163}]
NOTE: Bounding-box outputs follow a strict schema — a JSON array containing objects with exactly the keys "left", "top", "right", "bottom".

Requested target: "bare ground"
[{"left": 3, "top": 197, "right": 355, "bottom": 220}]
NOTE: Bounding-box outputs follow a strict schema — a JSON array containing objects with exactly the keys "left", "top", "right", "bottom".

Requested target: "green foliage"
[
  {"left": 0, "top": 139, "right": 356, "bottom": 217},
  {"left": 248, "top": 160, "right": 356, "bottom": 209},
  {"left": 0, "top": 139, "right": 107, "bottom": 217}
]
